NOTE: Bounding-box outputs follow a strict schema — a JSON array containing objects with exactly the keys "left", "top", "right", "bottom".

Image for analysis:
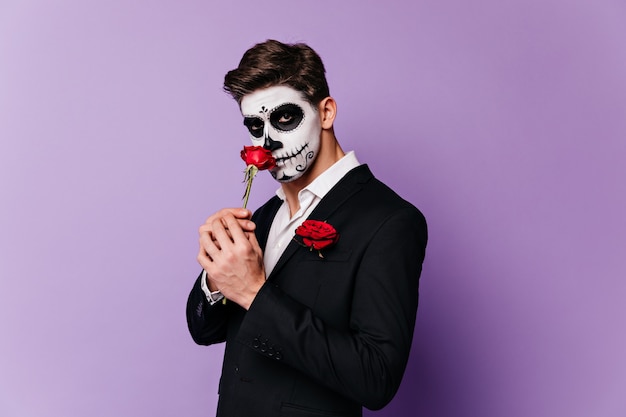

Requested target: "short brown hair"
[{"left": 223, "top": 39, "right": 330, "bottom": 106}]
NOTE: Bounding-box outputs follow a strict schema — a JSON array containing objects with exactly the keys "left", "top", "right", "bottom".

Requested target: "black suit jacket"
[{"left": 187, "top": 165, "right": 427, "bottom": 417}]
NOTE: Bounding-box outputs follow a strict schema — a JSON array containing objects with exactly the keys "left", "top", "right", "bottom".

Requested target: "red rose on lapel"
[{"left": 294, "top": 220, "right": 339, "bottom": 258}]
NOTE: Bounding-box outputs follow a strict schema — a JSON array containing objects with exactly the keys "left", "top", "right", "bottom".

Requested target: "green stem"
[
  {"left": 242, "top": 165, "right": 258, "bottom": 209},
  {"left": 242, "top": 176, "right": 253, "bottom": 208}
]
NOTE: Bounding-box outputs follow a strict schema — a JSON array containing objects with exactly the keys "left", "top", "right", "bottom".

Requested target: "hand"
[
  {"left": 199, "top": 208, "right": 256, "bottom": 249},
  {"left": 197, "top": 208, "right": 265, "bottom": 310}
]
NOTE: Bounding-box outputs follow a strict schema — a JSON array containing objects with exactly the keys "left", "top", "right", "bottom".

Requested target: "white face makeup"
[{"left": 240, "top": 86, "right": 321, "bottom": 183}]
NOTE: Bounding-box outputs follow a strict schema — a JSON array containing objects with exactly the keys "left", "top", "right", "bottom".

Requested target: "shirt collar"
[{"left": 275, "top": 151, "right": 361, "bottom": 201}]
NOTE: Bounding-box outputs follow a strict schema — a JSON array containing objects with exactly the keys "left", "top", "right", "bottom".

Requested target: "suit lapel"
[
  {"left": 267, "top": 165, "right": 373, "bottom": 280},
  {"left": 254, "top": 196, "right": 282, "bottom": 252}
]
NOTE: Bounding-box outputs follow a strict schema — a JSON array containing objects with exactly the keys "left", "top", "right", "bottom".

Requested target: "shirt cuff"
[{"left": 200, "top": 270, "right": 224, "bottom": 305}]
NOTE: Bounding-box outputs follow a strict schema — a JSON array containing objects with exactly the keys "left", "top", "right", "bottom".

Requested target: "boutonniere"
[{"left": 293, "top": 220, "right": 339, "bottom": 258}]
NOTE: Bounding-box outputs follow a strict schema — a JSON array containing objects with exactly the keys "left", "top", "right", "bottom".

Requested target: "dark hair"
[{"left": 223, "top": 39, "right": 330, "bottom": 106}]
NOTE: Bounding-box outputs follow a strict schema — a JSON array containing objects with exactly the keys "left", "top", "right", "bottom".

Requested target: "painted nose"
[{"left": 263, "top": 134, "right": 283, "bottom": 152}]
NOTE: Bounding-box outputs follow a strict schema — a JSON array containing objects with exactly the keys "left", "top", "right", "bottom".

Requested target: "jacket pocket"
[{"left": 298, "top": 248, "right": 352, "bottom": 262}]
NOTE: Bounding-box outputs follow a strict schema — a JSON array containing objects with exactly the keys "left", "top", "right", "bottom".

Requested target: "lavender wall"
[{"left": 1, "top": 1, "right": 625, "bottom": 416}]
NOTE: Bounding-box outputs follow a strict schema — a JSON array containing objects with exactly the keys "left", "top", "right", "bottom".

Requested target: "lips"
[{"left": 273, "top": 143, "right": 310, "bottom": 166}]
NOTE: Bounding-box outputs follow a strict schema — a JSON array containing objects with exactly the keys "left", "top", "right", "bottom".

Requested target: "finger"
[
  {"left": 247, "top": 229, "right": 263, "bottom": 256},
  {"left": 200, "top": 208, "right": 244, "bottom": 230},
  {"left": 199, "top": 228, "right": 221, "bottom": 251},
  {"left": 221, "top": 216, "right": 254, "bottom": 239},
  {"left": 200, "top": 209, "right": 252, "bottom": 234},
  {"left": 238, "top": 218, "right": 256, "bottom": 233},
  {"left": 197, "top": 246, "right": 212, "bottom": 269},
  {"left": 233, "top": 208, "right": 252, "bottom": 220},
  {"left": 217, "top": 218, "right": 234, "bottom": 241},
  {"left": 220, "top": 209, "right": 253, "bottom": 231},
  {"left": 199, "top": 221, "right": 216, "bottom": 237},
  {"left": 223, "top": 213, "right": 249, "bottom": 243},
  {"left": 211, "top": 216, "right": 235, "bottom": 248},
  {"left": 215, "top": 208, "right": 251, "bottom": 220},
  {"left": 201, "top": 229, "right": 223, "bottom": 261}
]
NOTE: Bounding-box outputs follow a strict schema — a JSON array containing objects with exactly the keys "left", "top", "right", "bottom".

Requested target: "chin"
[
  {"left": 274, "top": 168, "right": 311, "bottom": 183},
  {"left": 275, "top": 173, "right": 297, "bottom": 183}
]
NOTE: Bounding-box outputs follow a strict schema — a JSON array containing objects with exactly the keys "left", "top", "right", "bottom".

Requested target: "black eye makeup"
[
  {"left": 269, "top": 103, "right": 304, "bottom": 132},
  {"left": 243, "top": 117, "right": 264, "bottom": 138}
]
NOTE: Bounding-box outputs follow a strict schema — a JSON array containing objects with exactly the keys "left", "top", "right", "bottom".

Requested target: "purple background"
[{"left": 1, "top": 1, "right": 625, "bottom": 416}]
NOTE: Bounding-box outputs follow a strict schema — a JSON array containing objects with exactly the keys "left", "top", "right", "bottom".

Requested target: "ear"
[{"left": 317, "top": 97, "right": 337, "bottom": 129}]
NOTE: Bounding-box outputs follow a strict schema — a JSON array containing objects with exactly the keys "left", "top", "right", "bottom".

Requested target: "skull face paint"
[{"left": 240, "top": 86, "right": 321, "bottom": 183}]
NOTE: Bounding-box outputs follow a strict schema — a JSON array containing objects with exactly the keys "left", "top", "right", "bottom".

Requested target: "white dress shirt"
[{"left": 202, "top": 151, "right": 361, "bottom": 304}]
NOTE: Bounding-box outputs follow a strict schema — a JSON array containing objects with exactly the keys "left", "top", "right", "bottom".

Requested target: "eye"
[
  {"left": 270, "top": 104, "right": 304, "bottom": 132},
  {"left": 278, "top": 113, "right": 293, "bottom": 124},
  {"left": 243, "top": 117, "right": 264, "bottom": 138}
]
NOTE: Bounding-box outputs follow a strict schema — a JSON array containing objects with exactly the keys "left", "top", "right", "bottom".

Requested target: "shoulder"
[
  {"left": 321, "top": 165, "right": 427, "bottom": 246},
  {"left": 342, "top": 165, "right": 426, "bottom": 224}
]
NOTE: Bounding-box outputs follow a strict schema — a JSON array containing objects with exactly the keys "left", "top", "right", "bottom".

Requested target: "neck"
[{"left": 281, "top": 137, "right": 344, "bottom": 217}]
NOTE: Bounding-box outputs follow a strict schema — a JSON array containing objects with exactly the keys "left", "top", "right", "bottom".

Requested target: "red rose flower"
[
  {"left": 240, "top": 146, "right": 276, "bottom": 170},
  {"left": 240, "top": 146, "right": 276, "bottom": 208},
  {"left": 294, "top": 220, "right": 339, "bottom": 257}
]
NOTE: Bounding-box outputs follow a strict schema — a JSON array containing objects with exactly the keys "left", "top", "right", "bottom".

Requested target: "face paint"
[{"left": 240, "top": 86, "right": 321, "bottom": 183}]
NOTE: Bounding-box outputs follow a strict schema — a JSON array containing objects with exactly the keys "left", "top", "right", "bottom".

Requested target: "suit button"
[
  {"left": 260, "top": 342, "right": 267, "bottom": 353},
  {"left": 252, "top": 338, "right": 260, "bottom": 349},
  {"left": 274, "top": 351, "right": 282, "bottom": 361}
]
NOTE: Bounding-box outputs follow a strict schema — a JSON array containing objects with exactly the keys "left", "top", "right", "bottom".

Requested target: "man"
[{"left": 187, "top": 39, "right": 427, "bottom": 417}]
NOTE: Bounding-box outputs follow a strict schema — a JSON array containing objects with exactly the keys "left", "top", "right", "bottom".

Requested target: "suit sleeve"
[
  {"left": 235, "top": 206, "right": 427, "bottom": 410},
  {"left": 186, "top": 272, "right": 230, "bottom": 345}
]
